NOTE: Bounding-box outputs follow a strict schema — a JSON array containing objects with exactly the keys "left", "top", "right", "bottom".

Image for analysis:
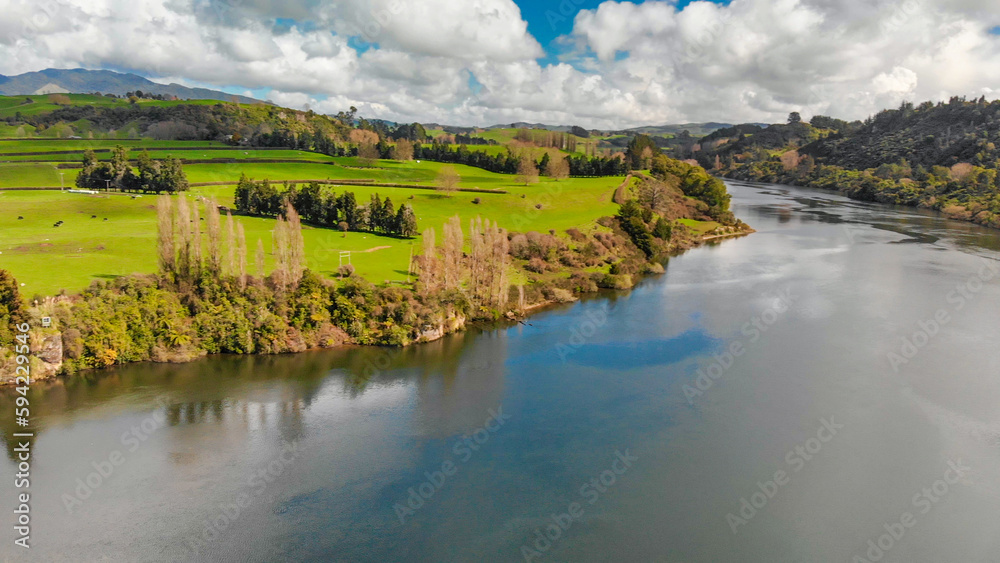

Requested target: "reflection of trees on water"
[{"left": 0, "top": 326, "right": 515, "bottom": 461}]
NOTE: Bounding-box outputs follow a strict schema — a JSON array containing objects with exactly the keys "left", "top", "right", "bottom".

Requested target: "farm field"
[
  {"left": 0, "top": 139, "right": 626, "bottom": 296},
  {"left": 0, "top": 94, "right": 235, "bottom": 120}
]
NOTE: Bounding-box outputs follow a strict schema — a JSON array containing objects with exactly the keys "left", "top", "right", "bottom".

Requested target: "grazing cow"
[{"left": 17, "top": 216, "right": 23, "bottom": 220}]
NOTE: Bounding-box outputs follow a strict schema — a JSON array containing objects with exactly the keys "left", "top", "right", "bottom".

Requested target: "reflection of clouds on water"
[{"left": 904, "top": 388, "right": 1000, "bottom": 448}]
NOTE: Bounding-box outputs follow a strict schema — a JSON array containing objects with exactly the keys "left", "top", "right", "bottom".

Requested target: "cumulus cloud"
[{"left": 1, "top": 0, "right": 1000, "bottom": 127}]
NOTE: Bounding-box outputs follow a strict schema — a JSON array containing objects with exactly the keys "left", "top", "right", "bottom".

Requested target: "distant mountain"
[
  {"left": 485, "top": 122, "right": 577, "bottom": 132},
  {"left": 0, "top": 68, "right": 260, "bottom": 104},
  {"left": 623, "top": 122, "right": 738, "bottom": 137}
]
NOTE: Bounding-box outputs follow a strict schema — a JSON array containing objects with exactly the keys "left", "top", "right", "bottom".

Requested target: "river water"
[{"left": 3, "top": 181, "right": 1000, "bottom": 562}]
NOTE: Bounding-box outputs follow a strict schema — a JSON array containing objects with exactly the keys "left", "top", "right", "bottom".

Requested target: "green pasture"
[{"left": 0, "top": 146, "right": 623, "bottom": 296}]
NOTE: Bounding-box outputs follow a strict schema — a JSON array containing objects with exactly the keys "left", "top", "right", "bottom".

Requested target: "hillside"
[
  {"left": 696, "top": 97, "right": 1000, "bottom": 228},
  {"left": 0, "top": 68, "right": 260, "bottom": 103}
]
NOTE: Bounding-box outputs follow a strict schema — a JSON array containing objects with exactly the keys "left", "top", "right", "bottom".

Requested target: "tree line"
[
  {"left": 75, "top": 146, "right": 189, "bottom": 193},
  {"left": 234, "top": 175, "right": 418, "bottom": 237}
]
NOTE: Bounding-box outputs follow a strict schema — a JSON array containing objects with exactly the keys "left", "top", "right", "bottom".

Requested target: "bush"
[
  {"left": 472, "top": 197, "right": 481, "bottom": 204},
  {"left": 338, "top": 264, "right": 355, "bottom": 278},
  {"left": 525, "top": 257, "right": 548, "bottom": 273}
]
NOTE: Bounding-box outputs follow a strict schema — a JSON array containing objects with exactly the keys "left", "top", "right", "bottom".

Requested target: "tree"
[
  {"left": 255, "top": 239, "right": 266, "bottom": 278},
  {"left": 176, "top": 196, "right": 192, "bottom": 281},
  {"left": 284, "top": 202, "right": 306, "bottom": 285},
  {"left": 190, "top": 200, "right": 202, "bottom": 280},
  {"left": 392, "top": 139, "right": 414, "bottom": 161},
  {"left": 205, "top": 198, "right": 222, "bottom": 276},
  {"left": 517, "top": 154, "right": 539, "bottom": 185},
  {"left": 0, "top": 269, "right": 24, "bottom": 346},
  {"left": 443, "top": 215, "right": 463, "bottom": 289},
  {"left": 110, "top": 145, "right": 130, "bottom": 188},
  {"left": 419, "top": 227, "right": 442, "bottom": 294},
  {"left": 788, "top": 112, "right": 802, "bottom": 124},
  {"left": 156, "top": 196, "right": 175, "bottom": 275},
  {"left": 544, "top": 154, "right": 570, "bottom": 180},
  {"left": 639, "top": 181, "right": 669, "bottom": 212},
  {"left": 358, "top": 142, "right": 379, "bottom": 167},
  {"left": 436, "top": 165, "right": 460, "bottom": 196},
  {"left": 395, "top": 204, "right": 418, "bottom": 237},
  {"left": 236, "top": 222, "right": 247, "bottom": 289},
  {"left": 136, "top": 150, "right": 157, "bottom": 191},
  {"left": 225, "top": 212, "right": 236, "bottom": 277},
  {"left": 626, "top": 134, "right": 660, "bottom": 170}
]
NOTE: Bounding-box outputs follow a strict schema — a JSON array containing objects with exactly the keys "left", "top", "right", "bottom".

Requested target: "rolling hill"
[{"left": 0, "top": 68, "right": 260, "bottom": 104}]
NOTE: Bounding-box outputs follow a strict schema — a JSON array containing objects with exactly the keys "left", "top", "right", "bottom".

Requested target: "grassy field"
[
  {"left": 0, "top": 94, "right": 233, "bottom": 120},
  {"left": 0, "top": 139, "right": 625, "bottom": 296}
]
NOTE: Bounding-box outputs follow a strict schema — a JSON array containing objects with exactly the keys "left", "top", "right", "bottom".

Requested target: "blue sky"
[{"left": 516, "top": 0, "right": 730, "bottom": 54}]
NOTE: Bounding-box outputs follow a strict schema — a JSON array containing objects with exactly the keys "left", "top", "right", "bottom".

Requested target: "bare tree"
[
  {"left": 517, "top": 154, "right": 539, "bottom": 185},
  {"left": 255, "top": 239, "right": 266, "bottom": 279},
  {"left": 392, "top": 139, "right": 414, "bottom": 161},
  {"left": 156, "top": 196, "right": 175, "bottom": 275},
  {"left": 469, "top": 217, "right": 510, "bottom": 308},
  {"left": 419, "top": 227, "right": 441, "bottom": 294},
  {"left": 225, "top": 212, "right": 236, "bottom": 277},
  {"left": 205, "top": 197, "right": 222, "bottom": 276},
  {"left": 272, "top": 216, "right": 289, "bottom": 290},
  {"left": 358, "top": 142, "right": 379, "bottom": 167},
  {"left": 236, "top": 222, "right": 247, "bottom": 290},
  {"left": 190, "top": 200, "right": 202, "bottom": 280},
  {"left": 176, "top": 196, "right": 191, "bottom": 281},
  {"left": 544, "top": 155, "right": 570, "bottom": 180},
  {"left": 436, "top": 165, "right": 460, "bottom": 196},
  {"left": 285, "top": 202, "right": 305, "bottom": 284},
  {"left": 442, "top": 215, "right": 464, "bottom": 290},
  {"left": 639, "top": 180, "right": 670, "bottom": 213}
]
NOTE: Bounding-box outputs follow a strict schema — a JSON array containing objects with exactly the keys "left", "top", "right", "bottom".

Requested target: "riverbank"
[
  {"left": 0, "top": 220, "right": 752, "bottom": 386},
  {"left": 1, "top": 156, "right": 750, "bottom": 385}
]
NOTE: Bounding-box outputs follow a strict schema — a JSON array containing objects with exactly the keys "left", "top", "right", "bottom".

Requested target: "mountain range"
[{"left": 0, "top": 68, "right": 260, "bottom": 104}]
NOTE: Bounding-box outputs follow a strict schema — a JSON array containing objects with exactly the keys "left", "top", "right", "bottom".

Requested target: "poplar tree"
[
  {"left": 443, "top": 215, "right": 464, "bottom": 290},
  {"left": 156, "top": 196, "right": 175, "bottom": 275},
  {"left": 205, "top": 197, "right": 222, "bottom": 276}
]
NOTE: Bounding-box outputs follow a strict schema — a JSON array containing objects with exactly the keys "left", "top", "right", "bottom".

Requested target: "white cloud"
[{"left": 1, "top": 0, "right": 1000, "bottom": 127}]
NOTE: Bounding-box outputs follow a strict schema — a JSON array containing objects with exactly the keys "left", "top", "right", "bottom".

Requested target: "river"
[{"left": 2, "top": 181, "right": 999, "bottom": 562}]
